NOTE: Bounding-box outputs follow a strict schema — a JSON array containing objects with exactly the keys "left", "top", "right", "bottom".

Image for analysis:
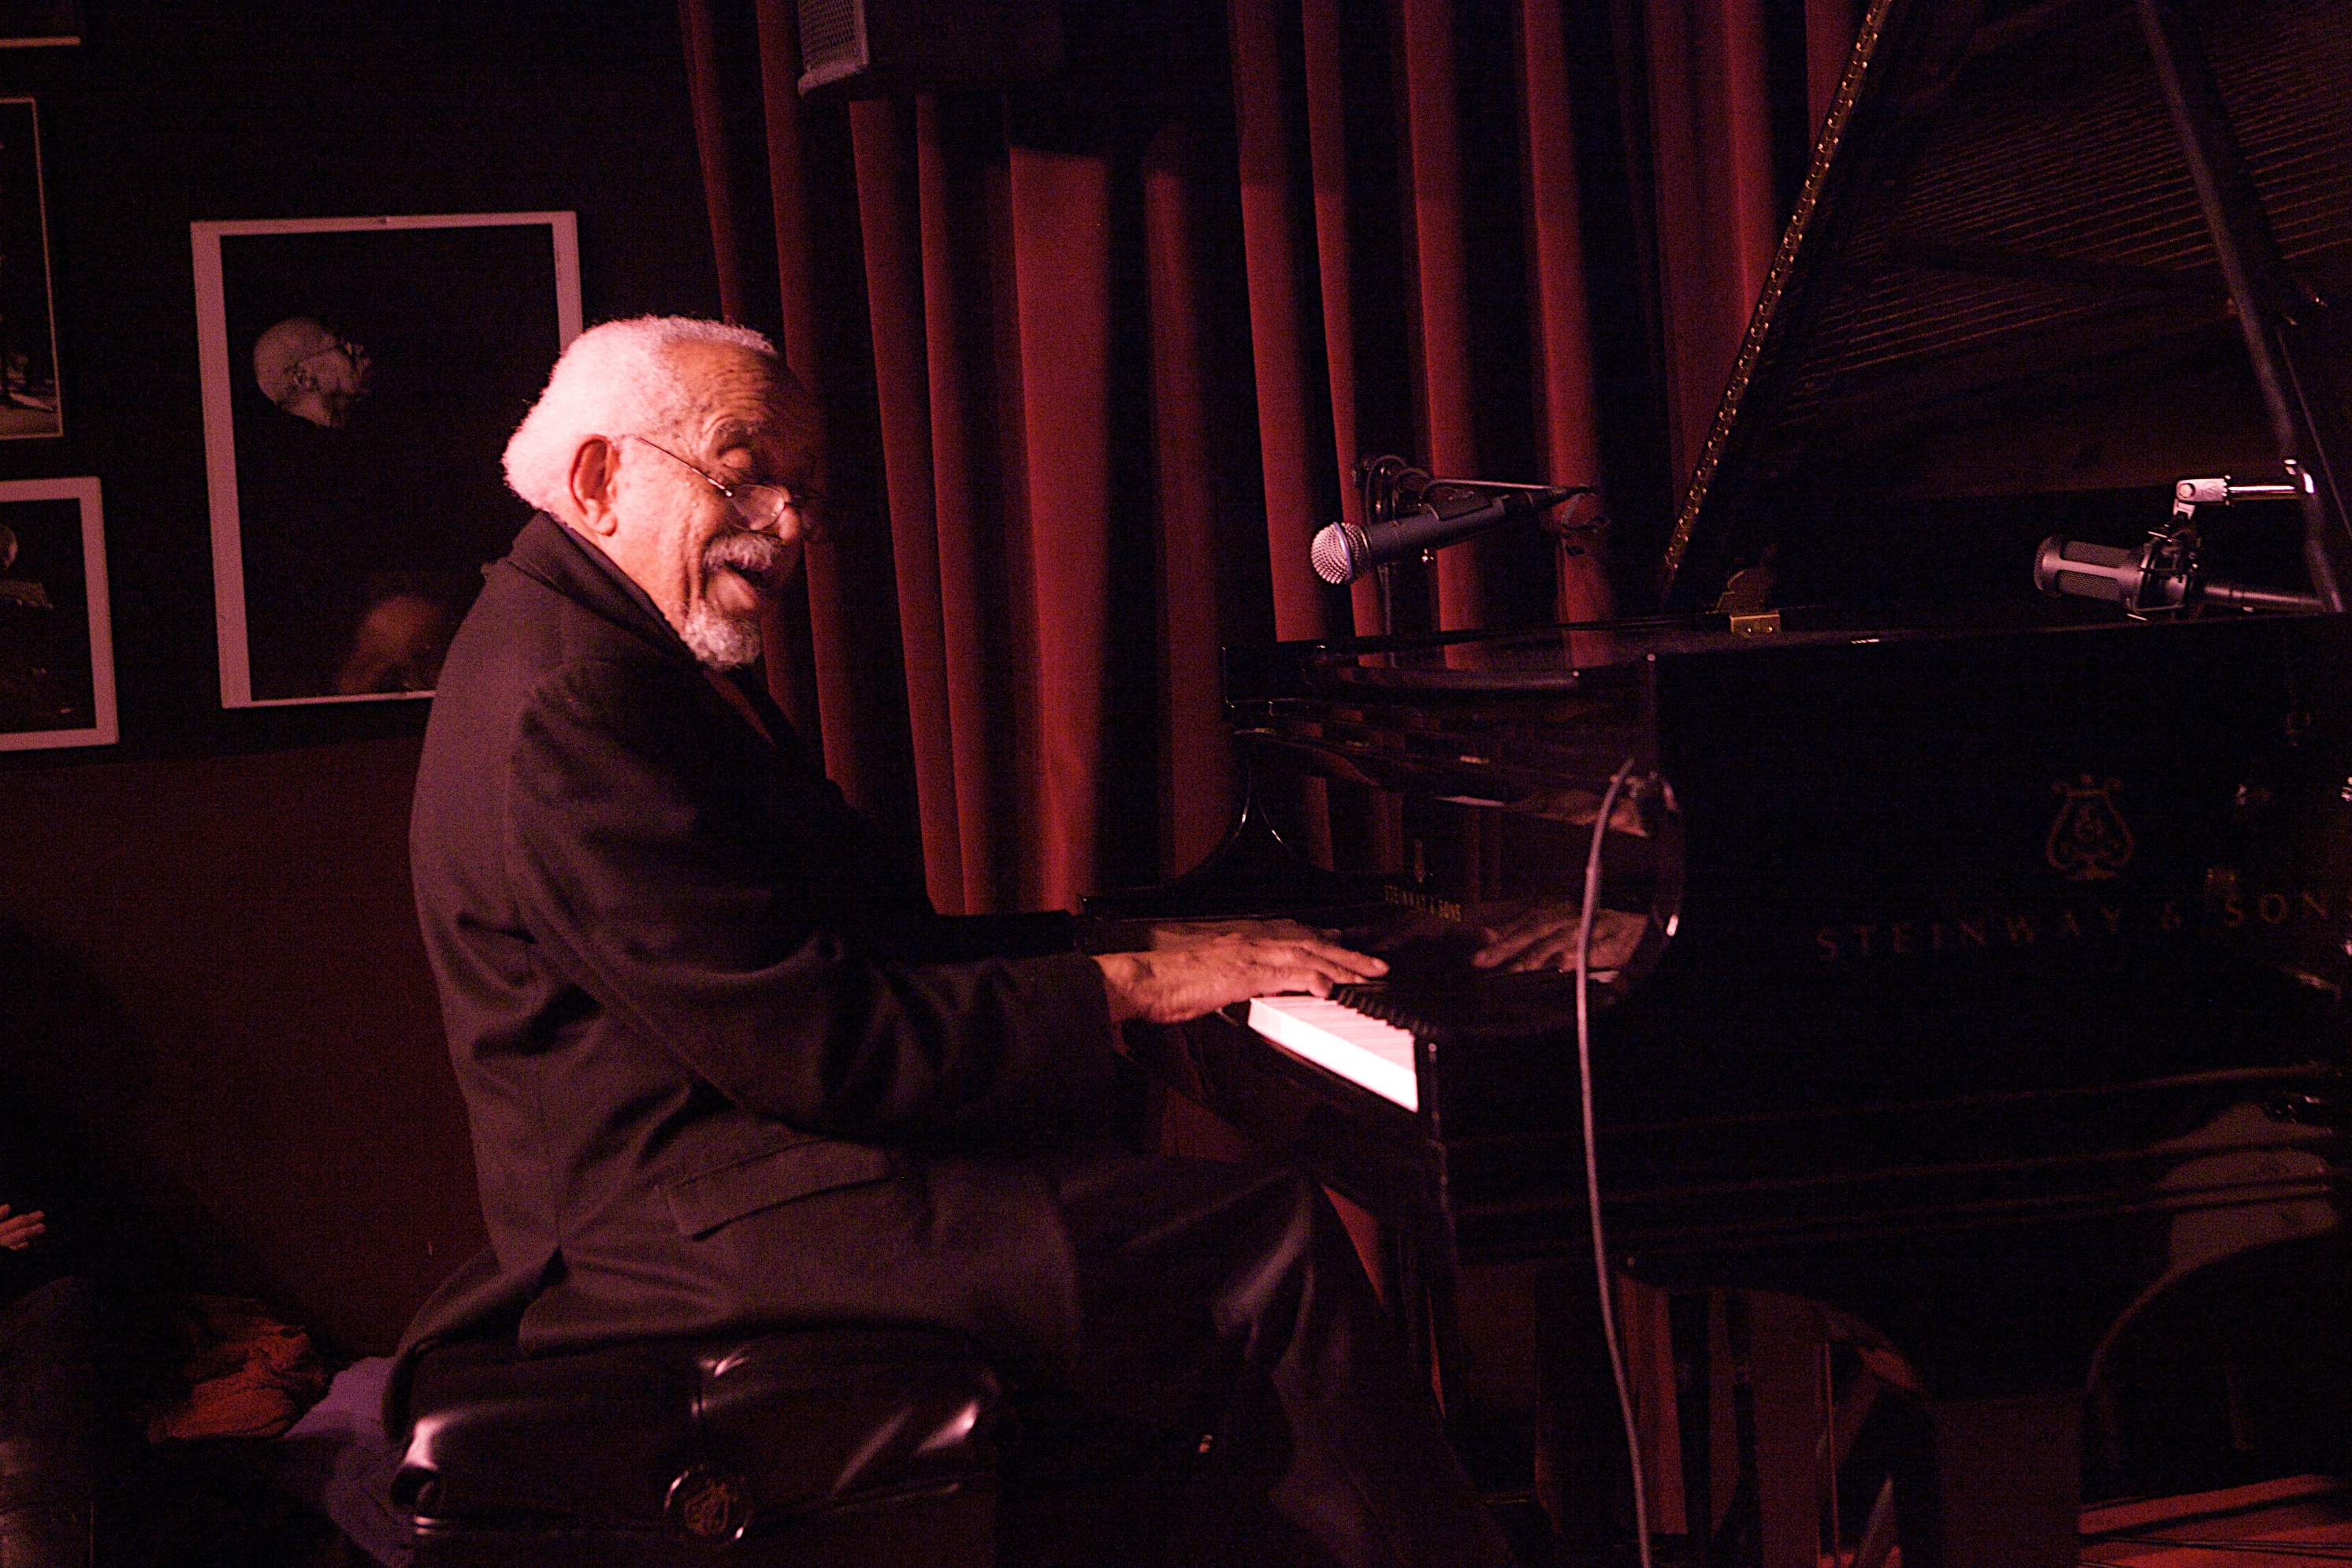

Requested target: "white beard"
[
  {"left": 681, "top": 600, "right": 764, "bottom": 669},
  {"left": 680, "top": 533, "right": 785, "bottom": 670}
]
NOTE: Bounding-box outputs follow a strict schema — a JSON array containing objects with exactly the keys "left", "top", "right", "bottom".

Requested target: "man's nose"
[
  {"left": 748, "top": 498, "right": 816, "bottom": 543},
  {"left": 776, "top": 502, "right": 822, "bottom": 544}
]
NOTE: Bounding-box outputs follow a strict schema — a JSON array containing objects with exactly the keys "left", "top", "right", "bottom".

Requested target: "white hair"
[{"left": 501, "top": 316, "right": 782, "bottom": 513}]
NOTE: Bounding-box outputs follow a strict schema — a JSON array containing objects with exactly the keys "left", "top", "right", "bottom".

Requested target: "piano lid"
[{"left": 1658, "top": 0, "right": 2352, "bottom": 618}]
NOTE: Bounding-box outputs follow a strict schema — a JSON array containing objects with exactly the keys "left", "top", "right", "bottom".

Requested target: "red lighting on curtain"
[{"left": 674, "top": 0, "right": 1841, "bottom": 913}]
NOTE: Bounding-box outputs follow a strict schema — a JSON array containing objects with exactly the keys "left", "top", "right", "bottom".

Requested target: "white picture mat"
[
  {"left": 0, "top": 475, "right": 114, "bottom": 750},
  {"left": 192, "top": 212, "right": 581, "bottom": 708}
]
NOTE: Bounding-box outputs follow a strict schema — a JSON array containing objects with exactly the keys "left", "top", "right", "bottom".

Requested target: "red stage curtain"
[{"left": 674, "top": 0, "right": 1848, "bottom": 913}]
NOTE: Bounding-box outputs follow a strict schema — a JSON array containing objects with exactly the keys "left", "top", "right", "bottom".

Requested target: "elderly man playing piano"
[{"left": 399, "top": 314, "right": 1559, "bottom": 1566}]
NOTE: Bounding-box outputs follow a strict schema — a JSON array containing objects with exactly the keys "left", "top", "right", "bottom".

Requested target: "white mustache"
[{"left": 703, "top": 530, "right": 787, "bottom": 593}]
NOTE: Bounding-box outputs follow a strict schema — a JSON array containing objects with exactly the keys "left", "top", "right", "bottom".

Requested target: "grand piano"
[{"left": 1092, "top": 0, "right": 2352, "bottom": 1563}]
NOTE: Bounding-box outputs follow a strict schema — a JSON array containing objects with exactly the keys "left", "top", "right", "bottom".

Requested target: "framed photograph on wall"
[
  {"left": 193, "top": 212, "right": 581, "bottom": 707},
  {"left": 0, "top": 4, "right": 80, "bottom": 48},
  {"left": 0, "top": 477, "right": 114, "bottom": 750},
  {"left": 0, "top": 98, "right": 63, "bottom": 438}
]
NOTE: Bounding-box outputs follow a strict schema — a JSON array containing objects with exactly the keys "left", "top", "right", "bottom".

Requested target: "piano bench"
[{"left": 392, "top": 1325, "right": 1002, "bottom": 1567}]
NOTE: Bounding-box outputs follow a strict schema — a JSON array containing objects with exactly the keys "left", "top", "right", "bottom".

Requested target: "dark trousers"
[{"left": 997, "top": 1152, "right": 1518, "bottom": 1568}]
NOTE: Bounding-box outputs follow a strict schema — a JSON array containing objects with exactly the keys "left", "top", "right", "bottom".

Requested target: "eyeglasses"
[{"left": 627, "top": 435, "right": 819, "bottom": 533}]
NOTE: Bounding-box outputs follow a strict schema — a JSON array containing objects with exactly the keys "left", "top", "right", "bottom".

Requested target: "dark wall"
[
  {"left": 0, "top": 737, "right": 470, "bottom": 1358},
  {"left": 0, "top": 2, "right": 723, "bottom": 1355}
]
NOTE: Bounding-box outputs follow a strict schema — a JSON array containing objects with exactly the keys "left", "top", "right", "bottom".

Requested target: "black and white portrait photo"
[
  {"left": 0, "top": 477, "right": 113, "bottom": 749},
  {"left": 194, "top": 212, "right": 581, "bottom": 706}
]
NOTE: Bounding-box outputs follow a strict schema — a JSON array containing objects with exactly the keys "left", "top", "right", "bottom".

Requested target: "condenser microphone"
[
  {"left": 2034, "top": 536, "right": 2152, "bottom": 606},
  {"left": 2035, "top": 534, "right": 2324, "bottom": 615},
  {"left": 1310, "top": 485, "right": 1587, "bottom": 585}
]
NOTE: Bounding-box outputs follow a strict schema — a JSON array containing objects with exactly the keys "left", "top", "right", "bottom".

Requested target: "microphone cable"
[{"left": 1574, "top": 756, "right": 1655, "bottom": 1568}]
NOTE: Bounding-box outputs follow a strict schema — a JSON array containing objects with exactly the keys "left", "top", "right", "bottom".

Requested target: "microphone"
[
  {"left": 2034, "top": 534, "right": 2326, "bottom": 616},
  {"left": 1310, "top": 485, "right": 1588, "bottom": 585},
  {"left": 2034, "top": 536, "right": 2161, "bottom": 608}
]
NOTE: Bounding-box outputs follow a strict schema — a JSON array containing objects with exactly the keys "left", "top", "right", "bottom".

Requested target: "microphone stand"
[
  {"left": 1354, "top": 455, "right": 1421, "bottom": 637},
  {"left": 1347, "top": 454, "right": 1603, "bottom": 637},
  {"left": 2035, "top": 467, "right": 2328, "bottom": 617},
  {"left": 1354, "top": 456, "right": 1405, "bottom": 636}
]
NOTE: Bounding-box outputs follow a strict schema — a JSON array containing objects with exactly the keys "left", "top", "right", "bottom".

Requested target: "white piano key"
[{"left": 1246, "top": 995, "right": 1418, "bottom": 1111}]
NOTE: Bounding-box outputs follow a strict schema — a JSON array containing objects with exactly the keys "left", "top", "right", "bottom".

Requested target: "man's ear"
[{"left": 567, "top": 437, "right": 622, "bottom": 535}]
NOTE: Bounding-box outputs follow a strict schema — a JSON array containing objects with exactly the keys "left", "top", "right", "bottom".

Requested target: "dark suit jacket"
[{"left": 399, "top": 515, "right": 1123, "bottom": 1399}]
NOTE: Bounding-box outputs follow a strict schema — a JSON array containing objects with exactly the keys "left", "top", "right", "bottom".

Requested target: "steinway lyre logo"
[
  {"left": 667, "top": 1466, "right": 755, "bottom": 1541},
  {"left": 2047, "top": 773, "right": 2134, "bottom": 880}
]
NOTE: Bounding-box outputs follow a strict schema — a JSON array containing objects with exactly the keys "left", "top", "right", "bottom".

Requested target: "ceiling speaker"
[{"left": 797, "top": 0, "right": 1063, "bottom": 99}]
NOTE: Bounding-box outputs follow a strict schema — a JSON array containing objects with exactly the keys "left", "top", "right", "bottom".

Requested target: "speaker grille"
[{"left": 797, "top": 0, "right": 868, "bottom": 93}]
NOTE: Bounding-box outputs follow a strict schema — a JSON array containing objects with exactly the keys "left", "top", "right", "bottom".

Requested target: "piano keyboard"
[{"left": 1246, "top": 995, "right": 1418, "bottom": 1111}]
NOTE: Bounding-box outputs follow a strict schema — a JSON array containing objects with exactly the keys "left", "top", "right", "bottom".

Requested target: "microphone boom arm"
[
  {"left": 1321, "top": 454, "right": 1602, "bottom": 587},
  {"left": 2035, "top": 466, "right": 2328, "bottom": 618}
]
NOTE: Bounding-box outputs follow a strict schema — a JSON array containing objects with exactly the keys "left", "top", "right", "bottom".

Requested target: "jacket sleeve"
[{"left": 498, "top": 655, "right": 1124, "bottom": 1144}]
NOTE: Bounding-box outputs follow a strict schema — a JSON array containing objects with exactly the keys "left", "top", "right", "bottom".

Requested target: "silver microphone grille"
[{"left": 1310, "top": 521, "right": 1365, "bottom": 585}]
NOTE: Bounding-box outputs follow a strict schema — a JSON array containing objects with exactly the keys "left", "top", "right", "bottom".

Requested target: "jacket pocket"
[{"left": 663, "top": 1137, "right": 893, "bottom": 1239}]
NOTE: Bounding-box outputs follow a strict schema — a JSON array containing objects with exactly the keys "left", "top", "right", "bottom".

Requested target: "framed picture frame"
[
  {"left": 192, "top": 212, "right": 581, "bottom": 707},
  {"left": 0, "top": 98, "right": 63, "bottom": 438},
  {"left": 0, "top": 476, "right": 113, "bottom": 750},
  {"left": 0, "top": 4, "right": 80, "bottom": 47}
]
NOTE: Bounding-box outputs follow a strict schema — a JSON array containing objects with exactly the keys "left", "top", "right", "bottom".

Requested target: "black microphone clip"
[{"left": 1313, "top": 460, "right": 1598, "bottom": 585}]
